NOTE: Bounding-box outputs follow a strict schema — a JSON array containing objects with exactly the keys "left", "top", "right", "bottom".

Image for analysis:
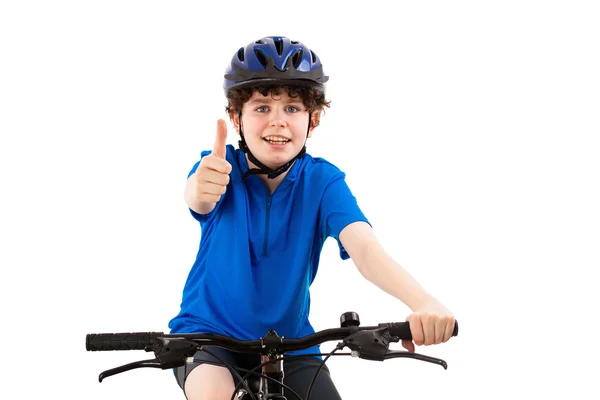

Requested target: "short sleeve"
[{"left": 319, "top": 174, "right": 371, "bottom": 260}]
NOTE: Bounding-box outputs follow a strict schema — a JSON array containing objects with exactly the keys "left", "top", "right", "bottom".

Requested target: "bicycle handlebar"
[
  {"left": 87, "top": 320, "right": 457, "bottom": 353},
  {"left": 87, "top": 332, "right": 162, "bottom": 351},
  {"left": 86, "top": 313, "right": 458, "bottom": 385}
]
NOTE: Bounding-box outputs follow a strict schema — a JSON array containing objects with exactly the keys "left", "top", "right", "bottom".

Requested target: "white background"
[{"left": 1, "top": 1, "right": 599, "bottom": 399}]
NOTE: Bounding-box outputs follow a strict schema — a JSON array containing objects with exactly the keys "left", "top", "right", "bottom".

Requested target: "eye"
[
  {"left": 255, "top": 106, "right": 269, "bottom": 113},
  {"left": 286, "top": 105, "right": 301, "bottom": 113}
]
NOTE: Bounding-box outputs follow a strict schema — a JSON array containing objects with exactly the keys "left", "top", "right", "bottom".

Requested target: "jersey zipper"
[{"left": 262, "top": 195, "right": 272, "bottom": 257}]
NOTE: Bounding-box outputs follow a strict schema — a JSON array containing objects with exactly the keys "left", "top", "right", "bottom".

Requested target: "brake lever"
[
  {"left": 342, "top": 327, "right": 449, "bottom": 369},
  {"left": 98, "top": 337, "right": 199, "bottom": 382},
  {"left": 99, "top": 359, "right": 162, "bottom": 382},
  {"left": 383, "top": 350, "right": 448, "bottom": 369}
]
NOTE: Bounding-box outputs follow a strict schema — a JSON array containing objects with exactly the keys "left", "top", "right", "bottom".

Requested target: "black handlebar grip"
[
  {"left": 385, "top": 320, "right": 459, "bottom": 340},
  {"left": 86, "top": 332, "right": 163, "bottom": 351}
]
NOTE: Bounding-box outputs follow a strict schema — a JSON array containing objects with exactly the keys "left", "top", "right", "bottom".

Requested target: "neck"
[{"left": 246, "top": 155, "right": 292, "bottom": 195}]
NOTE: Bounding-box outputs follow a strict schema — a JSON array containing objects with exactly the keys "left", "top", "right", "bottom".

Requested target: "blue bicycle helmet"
[
  {"left": 224, "top": 36, "right": 329, "bottom": 96},
  {"left": 224, "top": 36, "right": 329, "bottom": 180}
]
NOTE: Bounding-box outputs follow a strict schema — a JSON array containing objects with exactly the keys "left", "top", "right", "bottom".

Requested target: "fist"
[{"left": 402, "top": 299, "right": 455, "bottom": 353}]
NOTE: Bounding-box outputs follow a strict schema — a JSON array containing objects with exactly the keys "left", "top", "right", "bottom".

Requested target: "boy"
[{"left": 169, "top": 36, "right": 455, "bottom": 400}]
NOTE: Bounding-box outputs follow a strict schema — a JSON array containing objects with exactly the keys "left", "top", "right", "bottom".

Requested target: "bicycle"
[{"left": 86, "top": 311, "right": 459, "bottom": 400}]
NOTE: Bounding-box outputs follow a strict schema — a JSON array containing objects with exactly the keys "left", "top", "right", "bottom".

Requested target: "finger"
[
  {"left": 198, "top": 181, "right": 227, "bottom": 196},
  {"left": 203, "top": 156, "right": 232, "bottom": 175},
  {"left": 197, "top": 192, "right": 222, "bottom": 204},
  {"left": 422, "top": 314, "right": 435, "bottom": 345},
  {"left": 401, "top": 339, "right": 415, "bottom": 353},
  {"left": 407, "top": 314, "right": 424, "bottom": 346},
  {"left": 202, "top": 168, "right": 230, "bottom": 186},
  {"left": 435, "top": 318, "right": 446, "bottom": 344},
  {"left": 212, "top": 119, "right": 228, "bottom": 159},
  {"left": 443, "top": 317, "right": 456, "bottom": 342}
]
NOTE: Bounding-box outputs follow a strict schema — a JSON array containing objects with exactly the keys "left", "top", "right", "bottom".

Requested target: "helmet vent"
[
  {"left": 292, "top": 49, "right": 303, "bottom": 68},
  {"left": 255, "top": 39, "right": 265, "bottom": 44},
  {"left": 310, "top": 50, "right": 317, "bottom": 63},
  {"left": 254, "top": 48, "right": 269, "bottom": 69},
  {"left": 237, "top": 48, "right": 245, "bottom": 62},
  {"left": 291, "top": 40, "right": 299, "bottom": 44},
  {"left": 274, "top": 38, "right": 283, "bottom": 55}
]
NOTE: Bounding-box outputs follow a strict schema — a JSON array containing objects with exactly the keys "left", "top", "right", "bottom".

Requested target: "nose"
[{"left": 269, "top": 108, "right": 286, "bottom": 128}]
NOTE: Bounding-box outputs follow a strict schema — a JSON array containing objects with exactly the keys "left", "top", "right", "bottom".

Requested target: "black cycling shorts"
[{"left": 174, "top": 346, "right": 343, "bottom": 400}]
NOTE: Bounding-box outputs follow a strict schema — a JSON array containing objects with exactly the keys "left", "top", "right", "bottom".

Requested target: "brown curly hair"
[{"left": 225, "top": 85, "right": 331, "bottom": 127}]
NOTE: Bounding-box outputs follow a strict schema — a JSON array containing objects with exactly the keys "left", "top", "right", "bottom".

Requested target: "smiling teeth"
[{"left": 265, "top": 137, "right": 289, "bottom": 143}]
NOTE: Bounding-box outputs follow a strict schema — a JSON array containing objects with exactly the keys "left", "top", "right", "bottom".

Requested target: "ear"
[
  {"left": 230, "top": 111, "right": 241, "bottom": 135},
  {"left": 307, "top": 113, "right": 320, "bottom": 138}
]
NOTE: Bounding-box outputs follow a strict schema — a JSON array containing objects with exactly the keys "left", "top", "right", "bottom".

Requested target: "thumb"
[{"left": 212, "top": 119, "right": 228, "bottom": 159}]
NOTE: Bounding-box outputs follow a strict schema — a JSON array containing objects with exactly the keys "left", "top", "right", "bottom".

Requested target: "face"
[{"left": 233, "top": 90, "right": 318, "bottom": 169}]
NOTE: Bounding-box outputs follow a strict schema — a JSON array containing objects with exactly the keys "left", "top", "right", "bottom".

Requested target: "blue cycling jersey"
[{"left": 168, "top": 145, "right": 370, "bottom": 356}]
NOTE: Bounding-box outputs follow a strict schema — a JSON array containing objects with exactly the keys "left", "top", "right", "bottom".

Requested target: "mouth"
[{"left": 263, "top": 136, "right": 291, "bottom": 147}]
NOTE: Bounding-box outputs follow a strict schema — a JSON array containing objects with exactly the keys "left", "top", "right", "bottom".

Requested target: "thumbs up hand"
[{"left": 189, "top": 120, "right": 233, "bottom": 210}]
